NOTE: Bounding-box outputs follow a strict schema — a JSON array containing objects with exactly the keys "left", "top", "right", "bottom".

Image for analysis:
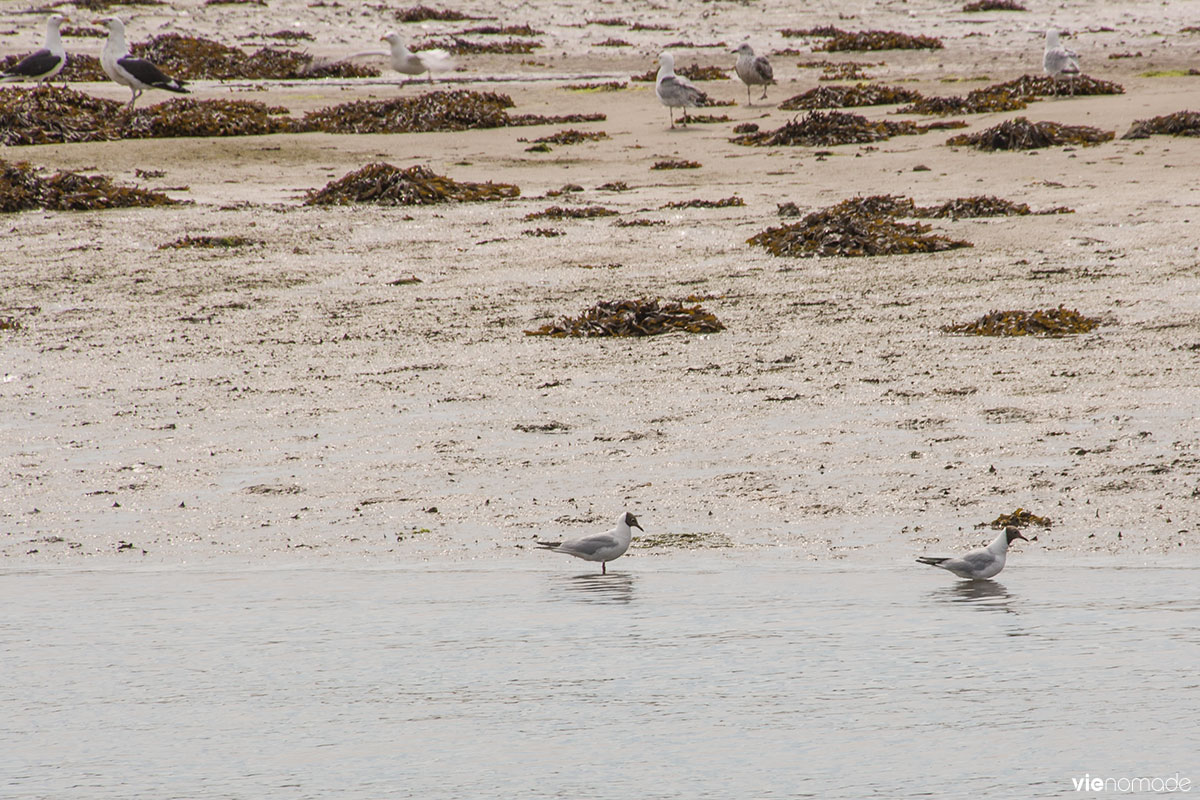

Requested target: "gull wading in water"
[
  {"left": 916, "top": 527, "right": 1029, "bottom": 580},
  {"left": 1043, "top": 29, "right": 1080, "bottom": 93},
  {"left": 1, "top": 14, "right": 69, "bottom": 86},
  {"left": 97, "top": 16, "right": 189, "bottom": 109},
  {"left": 537, "top": 512, "right": 643, "bottom": 574},
  {"left": 655, "top": 52, "right": 705, "bottom": 128},
  {"left": 732, "top": 42, "right": 773, "bottom": 105}
]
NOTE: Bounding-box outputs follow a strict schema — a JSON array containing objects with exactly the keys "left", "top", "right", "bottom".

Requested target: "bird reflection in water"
[
  {"left": 548, "top": 572, "right": 635, "bottom": 605},
  {"left": 929, "top": 579, "right": 1015, "bottom": 612}
]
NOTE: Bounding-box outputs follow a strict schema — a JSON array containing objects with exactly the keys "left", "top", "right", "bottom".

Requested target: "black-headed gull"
[
  {"left": 537, "top": 512, "right": 643, "bottom": 574},
  {"left": 655, "top": 53, "right": 705, "bottom": 129},
  {"left": 917, "top": 527, "right": 1029, "bottom": 580},
  {"left": 732, "top": 43, "right": 773, "bottom": 106},
  {"left": 1, "top": 14, "right": 69, "bottom": 86},
  {"left": 96, "top": 16, "right": 189, "bottom": 109}
]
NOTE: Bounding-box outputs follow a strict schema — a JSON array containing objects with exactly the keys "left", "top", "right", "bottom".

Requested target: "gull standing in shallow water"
[
  {"left": 537, "top": 512, "right": 643, "bottom": 574},
  {"left": 1, "top": 14, "right": 69, "bottom": 86},
  {"left": 656, "top": 52, "right": 705, "bottom": 128},
  {"left": 732, "top": 42, "right": 773, "bottom": 105},
  {"left": 1043, "top": 29, "right": 1080, "bottom": 94},
  {"left": 916, "top": 527, "right": 1029, "bottom": 580},
  {"left": 97, "top": 16, "right": 189, "bottom": 109}
]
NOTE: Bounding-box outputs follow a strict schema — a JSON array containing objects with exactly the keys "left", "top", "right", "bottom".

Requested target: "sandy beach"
[{"left": 2, "top": 0, "right": 1198, "bottom": 566}]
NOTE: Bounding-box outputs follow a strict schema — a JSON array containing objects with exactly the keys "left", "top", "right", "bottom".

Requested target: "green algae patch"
[
  {"left": 525, "top": 297, "right": 724, "bottom": 337},
  {"left": 304, "top": 164, "right": 519, "bottom": 206},
  {"left": 943, "top": 307, "right": 1101, "bottom": 336}
]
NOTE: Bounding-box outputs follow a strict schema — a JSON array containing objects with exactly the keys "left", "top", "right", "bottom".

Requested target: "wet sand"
[{"left": 2, "top": 0, "right": 1198, "bottom": 564}]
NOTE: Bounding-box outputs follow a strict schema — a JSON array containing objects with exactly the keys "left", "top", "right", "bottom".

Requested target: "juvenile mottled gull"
[
  {"left": 1, "top": 14, "right": 69, "bottom": 86},
  {"left": 537, "top": 512, "right": 643, "bottom": 574},
  {"left": 97, "top": 16, "right": 188, "bottom": 109},
  {"left": 917, "top": 527, "right": 1029, "bottom": 580},
  {"left": 655, "top": 52, "right": 705, "bottom": 128},
  {"left": 1043, "top": 29, "right": 1080, "bottom": 93},
  {"left": 732, "top": 42, "right": 774, "bottom": 105}
]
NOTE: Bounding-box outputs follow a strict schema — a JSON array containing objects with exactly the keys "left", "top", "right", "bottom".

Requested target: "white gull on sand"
[
  {"left": 656, "top": 52, "right": 705, "bottom": 129},
  {"left": 1, "top": 14, "right": 69, "bottom": 86},
  {"left": 732, "top": 42, "right": 774, "bottom": 105},
  {"left": 537, "top": 512, "right": 643, "bottom": 574},
  {"left": 96, "top": 16, "right": 189, "bottom": 109},
  {"left": 350, "top": 32, "right": 454, "bottom": 84},
  {"left": 916, "top": 527, "right": 1029, "bottom": 580},
  {"left": 1043, "top": 29, "right": 1080, "bottom": 92}
]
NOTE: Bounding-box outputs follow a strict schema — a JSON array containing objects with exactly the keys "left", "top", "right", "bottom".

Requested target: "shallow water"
[{"left": 2, "top": 558, "right": 1197, "bottom": 799}]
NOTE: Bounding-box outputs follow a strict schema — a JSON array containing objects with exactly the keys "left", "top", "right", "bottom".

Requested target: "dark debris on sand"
[
  {"left": 651, "top": 159, "right": 701, "bottom": 170},
  {"left": 525, "top": 297, "right": 725, "bottom": 337},
  {"left": 779, "top": 83, "right": 922, "bottom": 110},
  {"left": 747, "top": 195, "right": 973, "bottom": 258},
  {"left": 631, "top": 63, "right": 728, "bottom": 82},
  {"left": 943, "top": 306, "right": 1101, "bottom": 336},
  {"left": 899, "top": 74, "right": 1123, "bottom": 115},
  {"left": 1122, "top": 110, "right": 1200, "bottom": 139},
  {"left": 981, "top": 508, "right": 1052, "bottom": 529},
  {"left": 812, "top": 29, "right": 943, "bottom": 52},
  {"left": 661, "top": 196, "right": 744, "bottom": 209},
  {"left": 914, "top": 195, "right": 1073, "bottom": 218},
  {"left": 531, "top": 129, "right": 608, "bottom": 145},
  {"left": 731, "top": 110, "right": 961, "bottom": 147},
  {"left": 524, "top": 205, "right": 618, "bottom": 221},
  {"left": 158, "top": 234, "right": 260, "bottom": 249},
  {"left": 946, "top": 116, "right": 1114, "bottom": 150},
  {"left": 394, "top": 5, "right": 483, "bottom": 22},
  {"left": 1, "top": 158, "right": 180, "bottom": 213},
  {"left": 963, "top": 0, "right": 1027, "bottom": 10},
  {"left": 304, "top": 164, "right": 519, "bottom": 206}
]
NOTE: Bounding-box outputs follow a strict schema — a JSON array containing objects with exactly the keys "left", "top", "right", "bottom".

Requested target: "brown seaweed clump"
[
  {"left": 524, "top": 205, "right": 618, "bottom": 220},
  {"left": 158, "top": 235, "right": 259, "bottom": 249},
  {"left": 0, "top": 158, "right": 179, "bottom": 213},
  {"left": 942, "top": 306, "right": 1101, "bottom": 336},
  {"left": 532, "top": 129, "right": 609, "bottom": 145},
  {"left": 631, "top": 63, "right": 728, "bottom": 82},
  {"left": 295, "top": 90, "right": 514, "bottom": 134},
  {"left": 394, "top": 6, "right": 481, "bottom": 22},
  {"left": 731, "top": 110, "right": 928, "bottom": 147},
  {"left": 815, "top": 29, "right": 944, "bottom": 52},
  {"left": 747, "top": 196, "right": 972, "bottom": 258},
  {"left": 0, "top": 86, "right": 122, "bottom": 146},
  {"left": 129, "top": 34, "right": 380, "bottom": 80},
  {"left": 651, "top": 159, "right": 701, "bottom": 170},
  {"left": 981, "top": 508, "right": 1052, "bottom": 529},
  {"left": 778, "top": 83, "right": 922, "bottom": 110},
  {"left": 126, "top": 98, "right": 292, "bottom": 138},
  {"left": 661, "top": 196, "right": 744, "bottom": 209},
  {"left": 946, "top": 117, "right": 1114, "bottom": 150},
  {"left": 564, "top": 81, "right": 627, "bottom": 91},
  {"left": 304, "top": 164, "right": 519, "bottom": 206},
  {"left": 963, "top": 0, "right": 1027, "bottom": 9},
  {"left": 914, "top": 195, "right": 1073, "bottom": 218},
  {"left": 418, "top": 37, "right": 542, "bottom": 55},
  {"left": 525, "top": 297, "right": 724, "bottom": 337},
  {"left": 1122, "top": 110, "right": 1200, "bottom": 139},
  {"left": 988, "top": 73, "right": 1125, "bottom": 98},
  {"left": 456, "top": 24, "right": 544, "bottom": 36}
]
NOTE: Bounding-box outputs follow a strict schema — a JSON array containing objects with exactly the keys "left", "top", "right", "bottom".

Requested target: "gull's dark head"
[
  {"left": 624, "top": 512, "right": 643, "bottom": 532},
  {"left": 1005, "top": 526, "right": 1029, "bottom": 544}
]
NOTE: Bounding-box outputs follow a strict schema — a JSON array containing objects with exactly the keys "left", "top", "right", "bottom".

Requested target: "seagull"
[
  {"left": 655, "top": 52, "right": 706, "bottom": 129},
  {"left": 349, "top": 32, "right": 454, "bottom": 84},
  {"left": 96, "top": 16, "right": 189, "bottom": 110},
  {"left": 537, "top": 512, "right": 643, "bottom": 574},
  {"left": 1043, "top": 29, "right": 1080, "bottom": 94},
  {"left": 732, "top": 42, "right": 774, "bottom": 105},
  {"left": 916, "top": 527, "right": 1029, "bottom": 580},
  {"left": 1, "top": 14, "right": 69, "bottom": 87}
]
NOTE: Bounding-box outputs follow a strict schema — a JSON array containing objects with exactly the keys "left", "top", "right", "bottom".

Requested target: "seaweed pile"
[
  {"left": 988, "top": 73, "right": 1124, "bottom": 98},
  {"left": 662, "top": 196, "right": 744, "bottom": 209},
  {"left": 946, "top": 117, "right": 1114, "bottom": 150},
  {"left": 778, "top": 83, "right": 922, "bottom": 110},
  {"left": 158, "top": 235, "right": 259, "bottom": 249},
  {"left": 747, "top": 196, "right": 972, "bottom": 258},
  {"left": 127, "top": 98, "right": 292, "bottom": 138},
  {"left": 295, "top": 91, "right": 511, "bottom": 134},
  {"left": 417, "top": 37, "right": 542, "bottom": 54},
  {"left": 1, "top": 158, "right": 179, "bottom": 213},
  {"left": 631, "top": 63, "right": 727, "bottom": 82},
  {"left": 651, "top": 159, "right": 701, "bottom": 169},
  {"left": 914, "top": 196, "right": 1073, "bottom": 218},
  {"left": 811, "top": 29, "right": 944, "bottom": 52},
  {"left": 524, "top": 297, "right": 724, "bottom": 337},
  {"left": 731, "top": 110, "right": 951, "bottom": 147},
  {"left": 394, "top": 5, "right": 481, "bottom": 22},
  {"left": 0, "top": 86, "right": 122, "bottom": 146},
  {"left": 963, "top": 0, "right": 1027, "bottom": 9},
  {"left": 564, "top": 81, "right": 627, "bottom": 91},
  {"left": 532, "top": 129, "right": 608, "bottom": 145},
  {"left": 982, "top": 508, "right": 1052, "bottom": 529},
  {"left": 942, "top": 307, "right": 1101, "bottom": 336},
  {"left": 795, "top": 60, "right": 881, "bottom": 82},
  {"left": 304, "top": 164, "right": 519, "bottom": 206},
  {"left": 456, "top": 24, "right": 543, "bottom": 36},
  {"left": 899, "top": 74, "right": 1123, "bottom": 116},
  {"left": 524, "top": 205, "right": 618, "bottom": 220},
  {"left": 1122, "top": 110, "right": 1200, "bottom": 139}
]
